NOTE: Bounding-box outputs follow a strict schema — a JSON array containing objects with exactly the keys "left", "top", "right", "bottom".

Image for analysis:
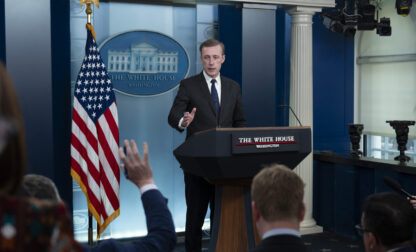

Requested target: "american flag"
[{"left": 71, "top": 24, "right": 120, "bottom": 238}]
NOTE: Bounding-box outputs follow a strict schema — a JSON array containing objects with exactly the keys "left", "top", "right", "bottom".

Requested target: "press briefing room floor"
[{"left": 173, "top": 231, "right": 365, "bottom": 252}]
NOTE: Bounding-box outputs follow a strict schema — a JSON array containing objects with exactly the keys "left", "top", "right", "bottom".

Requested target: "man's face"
[
  {"left": 361, "top": 213, "right": 378, "bottom": 252},
  {"left": 200, "top": 44, "right": 225, "bottom": 78},
  {"left": 362, "top": 215, "right": 371, "bottom": 252}
]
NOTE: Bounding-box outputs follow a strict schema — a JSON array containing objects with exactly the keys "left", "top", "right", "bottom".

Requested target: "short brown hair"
[
  {"left": 251, "top": 164, "right": 305, "bottom": 222},
  {"left": 0, "top": 61, "right": 27, "bottom": 196},
  {"left": 199, "top": 39, "right": 225, "bottom": 55}
]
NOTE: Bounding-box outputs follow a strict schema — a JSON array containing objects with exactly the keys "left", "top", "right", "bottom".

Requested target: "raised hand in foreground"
[{"left": 119, "top": 140, "right": 154, "bottom": 189}]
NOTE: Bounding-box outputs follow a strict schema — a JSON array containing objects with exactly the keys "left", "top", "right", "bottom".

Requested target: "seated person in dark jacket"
[
  {"left": 21, "top": 140, "right": 177, "bottom": 252},
  {"left": 358, "top": 192, "right": 416, "bottom": 252},
  {"left": 249, "top": 164, "right": 309, "bottom": 252}
]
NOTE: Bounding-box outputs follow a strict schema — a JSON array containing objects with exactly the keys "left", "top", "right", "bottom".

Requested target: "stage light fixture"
[
  {"left": 322, "top": 12, "right": 357, "bottom": 37},
  {"left": 376, "top": 17, "right": 392, "bottom": 36},
  {"left": 344, "top": 15, "right": 358, "bottom": 37},
  {"left": 396, "top": 0, "right": 412, "bottom": 16},
  {"left": 357, "top": 3, "right": 377, "bottom": 30},
  {"left": 321, "top": 0, "right": 392, "bottom": 38}
]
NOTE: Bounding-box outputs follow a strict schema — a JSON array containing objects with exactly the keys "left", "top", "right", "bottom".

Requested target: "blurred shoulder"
[{"left": 0, "top": 196, "right": 82, "bottom": 251}]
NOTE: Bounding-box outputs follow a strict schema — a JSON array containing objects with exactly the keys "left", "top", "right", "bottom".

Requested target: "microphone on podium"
[
  {"left": 383, "top": 176, "right": 413, "bottom": 198},
  {"left": 278, "top": 105, "right": 303, "bottom": 127}
]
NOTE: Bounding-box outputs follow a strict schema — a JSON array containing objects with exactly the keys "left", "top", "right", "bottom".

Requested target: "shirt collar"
[
  {"left": 203, "top": 71, "right": 220, "bottom": 85},
  {"left": 262, "top": 228, "right": 301, "bottom": 240}
]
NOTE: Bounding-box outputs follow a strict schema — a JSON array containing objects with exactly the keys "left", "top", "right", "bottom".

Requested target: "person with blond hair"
[{"left": 250, "top": 164, "right": 308, "bottom": 252}]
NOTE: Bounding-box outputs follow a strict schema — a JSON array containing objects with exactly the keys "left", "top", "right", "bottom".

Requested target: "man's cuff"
[
  {"left": 178, "top": 117, "right": 186, "bottom": 130},
  {"left": 140, "top": 184, "right": 158, "bottom": 195}
]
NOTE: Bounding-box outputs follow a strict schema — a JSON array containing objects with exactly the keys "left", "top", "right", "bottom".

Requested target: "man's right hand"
[
  {"left": 119, "top": 140, "right": 154, "bottom": 189},
  {"left": 181, "top": 107, "right": 196, "bottom": 128}
]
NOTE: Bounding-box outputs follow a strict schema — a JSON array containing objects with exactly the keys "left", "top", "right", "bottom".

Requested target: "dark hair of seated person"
[{"left": 362, "top": 192, "right": 416, "bottom": 248}]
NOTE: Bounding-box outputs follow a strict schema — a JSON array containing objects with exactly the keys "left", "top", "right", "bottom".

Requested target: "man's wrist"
[
  {"left": 137, "top": 178, "right": 155, "bottom": 189},
  {"left": 178, "top": 117, "right": 186, "bottom": 129},
  {"left": 140, "top": 183, "right": 158, "bottom": 195}
]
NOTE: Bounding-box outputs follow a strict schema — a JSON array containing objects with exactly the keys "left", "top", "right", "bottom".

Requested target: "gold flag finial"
[{"left": 81, "top": 0, "right": 100, "bottom": 24}]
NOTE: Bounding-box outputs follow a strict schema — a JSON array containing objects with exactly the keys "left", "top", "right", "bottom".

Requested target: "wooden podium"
[{"left": 174, "top": 127, "right": 311, "bottom": 252}]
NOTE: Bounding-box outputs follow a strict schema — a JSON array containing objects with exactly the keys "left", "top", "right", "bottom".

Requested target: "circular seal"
[{"left": 99, "top": 31, "right": 190, "bottom": 96}]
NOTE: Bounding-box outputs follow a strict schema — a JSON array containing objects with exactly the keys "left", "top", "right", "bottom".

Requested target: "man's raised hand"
[
  {"left": 119, "top": 140, "right": 154, "bottom": 188},
  {"left": 181, "top": 107, "right": 197, "bottom": 128}
]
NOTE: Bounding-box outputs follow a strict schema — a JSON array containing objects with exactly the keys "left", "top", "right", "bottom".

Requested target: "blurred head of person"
[
  {"left": 361, "top": 192, "right": 416, "bottom": 252},
  {"left": 0, "top": 61, "right": 27, "bottom": 197},
  {"left": 251, "top": 164, "right": 305, "bottom": 236},
  {"left": 20, "top": 174, "right": 61, "bottom": 204}
]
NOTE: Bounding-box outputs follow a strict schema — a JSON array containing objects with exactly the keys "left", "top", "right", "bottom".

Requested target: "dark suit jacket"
[
  {"left": 249, "top": 235, "right": 309, "bottom": 252},
  {"left": 168, "top": 72, "right": 246, "bottom": 138},
  {"left": 83, "top": 189, "right": 176, "bottom": 252}
]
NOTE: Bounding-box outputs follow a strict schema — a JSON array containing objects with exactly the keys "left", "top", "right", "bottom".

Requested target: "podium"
[{"left": 174, "top": 127, "right": 311, "bottom": 252}]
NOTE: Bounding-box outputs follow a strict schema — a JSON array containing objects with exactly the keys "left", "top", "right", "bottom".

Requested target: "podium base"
[{"left": 300, "top": 225, "right": 323, "bottom": 235}]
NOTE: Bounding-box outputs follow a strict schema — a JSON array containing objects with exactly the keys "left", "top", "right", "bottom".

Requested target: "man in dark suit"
[
  {"left": 358, "top": 192, "right": 416, "bottom": 252},
  {"left": 168, "top": 39, "right": 246, "bottom": 251},
  {"left": 250, "top": 164, "right": 309, "bottom": 252}
]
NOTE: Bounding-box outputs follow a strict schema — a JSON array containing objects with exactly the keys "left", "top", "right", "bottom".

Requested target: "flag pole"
[
  {"left": 88, "top": 212, "right": 93, "bottom": 246},
  {"left": 80, "top": 0, "right": 100, "bottom": 246},
  {"left": 81, "top": 0, "right": 99, "bottom": 25}
]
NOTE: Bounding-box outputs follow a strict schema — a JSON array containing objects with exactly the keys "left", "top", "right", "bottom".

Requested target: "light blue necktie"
[{"left": 210, "top": 79, "right": 220, "bottom": 122}]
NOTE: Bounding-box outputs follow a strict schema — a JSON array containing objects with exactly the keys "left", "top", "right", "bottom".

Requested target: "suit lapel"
[
  {"left": 198, "top": 72, "right": 217, "bottom": 116},
  {"left": 219, "top": 76, "right": 229, "bottom": 124}
]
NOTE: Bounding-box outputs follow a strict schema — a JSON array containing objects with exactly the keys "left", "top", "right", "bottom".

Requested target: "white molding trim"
[
  {"left": 228, "top": 0, "right": 335, "bottom": 8},
  {"left": 242, "top": 3, "right": 278, "bottom": 9}
]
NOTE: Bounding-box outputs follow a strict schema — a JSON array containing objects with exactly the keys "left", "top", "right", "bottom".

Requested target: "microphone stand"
[{"left": 278, "top": 105, "right": 303, "bottom": 127}]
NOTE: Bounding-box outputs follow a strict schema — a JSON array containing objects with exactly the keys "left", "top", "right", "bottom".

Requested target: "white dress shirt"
[{"left": 262, "top": 228, "right": 301, "bottom": 240}]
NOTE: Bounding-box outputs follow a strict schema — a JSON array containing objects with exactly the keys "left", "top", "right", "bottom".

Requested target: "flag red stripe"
[
  {"left": 99, "top": 170, "right": 120, "bottom": 212},
  {"left": 103, "top": 109, "right": 118, "bottom": 143},
  {"left": 99, "top": 162, "right": 119, "bottom": 215},
  {"left": 97, "top": 120, "right": 120, "bottom": 182},
  {"left": 104, "top": 107, "right": 119, "bottom": 144},
  {"left": 100, "top": 197, "right": 108, "bottom": 221},
  {"left": 71, "top": 157, "right": 103, "bottom": 215},
  {"left": 99, "top": 168, "right": 120, "bottom": 211},
  {"left": 71, "top": 133, "right": 101, "bottom": 185},
  {"left": 97, "top": 124, "right": 120, "bottom": 210},
  {"left": 72, "top": 108, "right": 98, "bottom": 152}
]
